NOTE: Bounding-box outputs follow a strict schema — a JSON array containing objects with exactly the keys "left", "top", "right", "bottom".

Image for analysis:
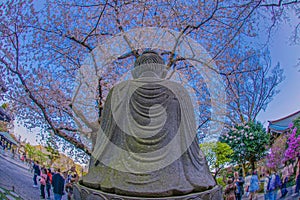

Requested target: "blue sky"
[{"left": 257, "top": 16, "right": 300, "bottom": 126}]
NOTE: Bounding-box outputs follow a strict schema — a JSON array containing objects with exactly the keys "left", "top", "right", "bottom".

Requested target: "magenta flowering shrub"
[
  {"left": 284, "top": 125, "right": 300, "bottom": 162},
  {"left": 266, "top": 121, "right": 300, "bottom": 169},
  {"left": 265, "top": 134, "right": 287, "bottom": 169}
]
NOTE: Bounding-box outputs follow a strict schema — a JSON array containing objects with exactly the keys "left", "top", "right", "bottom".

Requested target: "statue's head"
[
  {"left": 134, "top": 50, "right": 165, "bottom": 67},
  {"left": 132, "top": 50, "right": 167, "bottom": 79}
]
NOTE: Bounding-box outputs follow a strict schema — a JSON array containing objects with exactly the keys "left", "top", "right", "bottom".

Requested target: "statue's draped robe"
[{"left": 82, "top": 64, "right": 216, "bottom": 197}]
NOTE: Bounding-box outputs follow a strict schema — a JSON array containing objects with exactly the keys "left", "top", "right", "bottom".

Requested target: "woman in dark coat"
[{"left": 225, "top": 179, "right": 236, "bottom": 200}]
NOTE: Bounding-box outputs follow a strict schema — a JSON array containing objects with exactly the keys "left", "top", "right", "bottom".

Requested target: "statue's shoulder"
[
  {"left": 107, "top": 80, "right": 133, "bottom": 98},
  {"left": 110, "top": 80, "right": 131, "bottom": 90}
]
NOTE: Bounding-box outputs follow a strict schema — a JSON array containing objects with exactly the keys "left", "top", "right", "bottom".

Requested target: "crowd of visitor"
[
  {"left": 31, "top": 160, "right": 78, "bottom": 200},
  {"left": 1, "top": 139, "right": 299, "bottom": 200},
  {"left": 223, "top": 158, "right": 300, "bottom": 200},
  {"left": 0, "top": 142, "right": 80, "bottom": 200}
]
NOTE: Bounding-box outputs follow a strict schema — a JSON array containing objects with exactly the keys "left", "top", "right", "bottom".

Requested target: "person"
[
  {"left": 2, "top": 142, "right": 6, "bottom": 153},
  {"left": 249, "top": 170, "right": 259, "bottom": 200},
  {"left": 20, "top": 153, "right": 24, "bottom": 161},
  {"left": 268, "top": 170, "right": 281, "bottom": 200},
  {"left": 295, "top": 159, "right": 300, "bottom": 195},
  {"left": 233, "top": 171, "right": 244, "bottom": 200},
  {"left": 29, "top": 159, "right": 34, "bottom": 173},
  {"left": 33, "top": 160, "right": 41, "bottom": 188},
  {"left": 22, "top": 152, "right": 26, "bottom": 163},
  {"left": 81, "top": 51, "right": 217, "bottom": 197},
  {"left": 280, "top": 163, "right": 289, "bottom": 198},
  {"left": 288, "top": 162, "right": 294, "bottom": 177},
  {"left": 264, "top": 169, "right": 271, "bottom": 200},
  {"left": 40, "top": 164, "right": 46, "bottom": 173},
  {"left": 46, "top": 168, "right": 53, "bottom": 200},
  {"left": 281, "top": 163, "right": 289, "bottom": 180},
  {"left": 65, "top": 179, "right": 73, "bottom": 200},
  {"left": 0, "top": 140, "right": 4, "bottom": 154},
  {"left": 244, "top": 171, "right": 251, "bottom": 197},
  {"left": 40, "top": 168, "right": 48, "bottom": 200},
  {"left": 65, "top": 166, "right": 78, "bottom": 200},
  {"left": 11, "top": 148, "right": 15, "bottom": 159},
  {"left": 52, "top": 168, "right": 65, "bottom": 200},
  {"left": 224, "top": 179, "right": 236, "bottom": 200}
]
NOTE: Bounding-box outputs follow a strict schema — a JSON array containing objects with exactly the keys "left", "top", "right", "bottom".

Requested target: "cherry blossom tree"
[
  {"left": 0, "top": 0, "right": 298, "bottom": 161},
  {"left": 223, "top": 48, "right": 284, "bottom": 126},
  {"left": 220, "top": 121, "right": 269, "bottom": 172}
]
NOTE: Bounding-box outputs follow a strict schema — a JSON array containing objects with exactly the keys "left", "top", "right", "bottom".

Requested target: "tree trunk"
[
  {"left": 213, "top": 168, "right": 220, "bottom": 180},
  {"left": 242, "top": 163, "right": 246, "bottom": 177},
  {"left": 251, "top": 160, "right": 255, "bottom": 171}
]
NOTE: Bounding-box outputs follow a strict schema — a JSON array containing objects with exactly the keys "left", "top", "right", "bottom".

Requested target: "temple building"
[
  {"left": 268, "top": 110, "right": 300, "bottom": 142},
  {"left": 0, "top": 107, "right": 17, "bottom": 151},
  {"left": 0, "top": 131, "right": 18, "bottom": 150}
]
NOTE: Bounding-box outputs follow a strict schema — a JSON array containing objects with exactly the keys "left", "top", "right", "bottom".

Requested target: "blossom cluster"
[
  {"left": 266, "top": 122, "right": 300, "bottom": 168},
  {"left": 284, "top": 126, "right": 300, "bottom": 161},
  {"left": 220, "top": 121, "right": 268, "bottom": 165}
]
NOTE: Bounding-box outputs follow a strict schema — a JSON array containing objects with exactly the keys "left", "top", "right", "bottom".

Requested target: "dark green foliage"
[{"left": 220, "top": 121, "right": 269, "bottom": 170}]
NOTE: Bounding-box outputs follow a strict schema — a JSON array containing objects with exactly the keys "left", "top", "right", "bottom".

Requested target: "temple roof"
[
  {"left": 0, "top": 132, "right": 18, "bottom": 145},
  {"left": 268, "top": 110, "right": 300, "bottom": 133}
]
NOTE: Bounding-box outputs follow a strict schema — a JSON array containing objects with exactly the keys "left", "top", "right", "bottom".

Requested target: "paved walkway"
[
  {"left": 242, "top": 188, "right": 300, "bottom": 200},
  {"left": 0, "top": 151, "right": 29, "bottom": 170},
  {"left": 0, "top": 151, "right": 67, "bottom": 200}
]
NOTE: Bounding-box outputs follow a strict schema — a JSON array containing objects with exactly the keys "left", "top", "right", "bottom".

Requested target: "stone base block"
[{"left": 73, "top": 184, "right": 222, "bottom": 200}]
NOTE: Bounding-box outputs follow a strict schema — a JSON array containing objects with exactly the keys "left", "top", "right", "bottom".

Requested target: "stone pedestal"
[{"left": 73, "top": 183, "right": 222, "bottom": 200}]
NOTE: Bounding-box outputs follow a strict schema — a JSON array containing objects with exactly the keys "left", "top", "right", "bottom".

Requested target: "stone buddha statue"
[{"left": 76, "top": 51, "right": 221, "bottom": 199}]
